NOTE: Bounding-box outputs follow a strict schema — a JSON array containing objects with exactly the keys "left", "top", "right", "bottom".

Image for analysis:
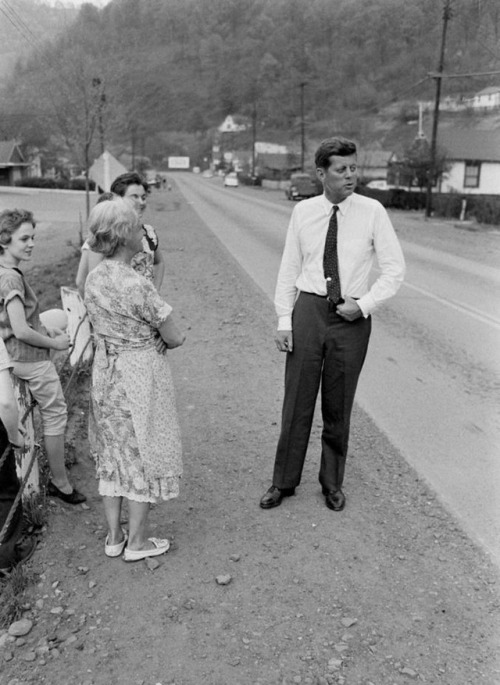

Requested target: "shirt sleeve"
[
  {"left": 356, "top": 205, "right": 406, "bottom": 317},
  {"left": 274, "top": 209, "right": 302, "bottom": 330},
  {"left": 0, "top": 270, "right": 25, "bottom": 309},
  {"left": 131, "top": 277, "right": 172, "bottom": 328}
]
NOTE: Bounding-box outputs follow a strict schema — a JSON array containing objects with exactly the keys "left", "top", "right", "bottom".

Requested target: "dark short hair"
[
  {"left": 87, "top": 199, "right": 140, "bottom": 258},
  {"left": 110, "top": 172, "right": 149, "bottom": 197},
  {"left": 0, "top": 209, "right": 36, "bottom": 254},
  {"left": 315, "top": 137, "right": 357, "bottom": 170},
  {"left": 96, "top": 191, "right": 115, "bottom": 204}
]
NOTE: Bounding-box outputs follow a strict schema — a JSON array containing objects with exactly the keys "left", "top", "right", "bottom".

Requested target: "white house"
[
  {"left": 439, "top": 129, "right": 500, "bottom": 195},
  {"left": 218, "top": 115, "right": 249, "bottom": 133},
  {"left": 467, "top": 86, "right": 500, "bottom": 110}
]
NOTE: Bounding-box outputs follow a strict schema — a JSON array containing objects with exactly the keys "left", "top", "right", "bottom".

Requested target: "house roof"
[
  {"left": 358, "top": 150, "right": 392, "bottom": 167},
  {"left": 438, "top": 128, "right": 500, "bottom": 162},
  {"left": 475, "top": 86, "right": 500, "bottom": 97},
  {"left": 0, "top": 140, "right": 25, "bottom": 166}
]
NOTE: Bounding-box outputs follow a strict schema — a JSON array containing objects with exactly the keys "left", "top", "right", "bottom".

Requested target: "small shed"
[{"left": 0, "top": 140, "right": 29, "bottom": 186}]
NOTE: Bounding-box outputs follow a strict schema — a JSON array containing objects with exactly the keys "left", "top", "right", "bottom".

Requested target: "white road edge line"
[{"left": 402, "top": 280, "right": 500, "bottom": 329}]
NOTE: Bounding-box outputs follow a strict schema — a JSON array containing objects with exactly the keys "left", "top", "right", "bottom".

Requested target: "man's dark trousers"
[{"left": 273, "top": 292, "right": 371, "bottom": 492}]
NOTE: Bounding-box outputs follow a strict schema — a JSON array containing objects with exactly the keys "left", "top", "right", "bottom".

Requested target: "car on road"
[
  {"left": 223, "top": 171, "right": 239, "bottom": 188},
  {"left": 365, "top": 179, "right": 389, "bottom": 190},
  {"left": 286, "top": 173, "right": 319, "bottom": 200}
]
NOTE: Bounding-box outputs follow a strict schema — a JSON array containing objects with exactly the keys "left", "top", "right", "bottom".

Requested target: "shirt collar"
[{"left": 322, "top": 193, "right": 353, "bottom": 217}]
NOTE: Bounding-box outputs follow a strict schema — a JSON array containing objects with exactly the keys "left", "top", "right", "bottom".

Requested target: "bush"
[
  {"left": 433, "top": 194, "right": 463, "bottom": 219},
  {"left": 14, "top": 177, "right": 95, "bottom": 191},
  {"left": 15, "top": 176, "right": 58, "bottom": 189},
  {"left": 356, "top": 186, "right": 426, "bottom": 210},
  {"left": 466, "top": 196, "right": 500, "bottom": 225},
  {"left": 68, "top": 178, "right": 96, "bottom": 191},
  {"left": 356, "top": 187, "right": 500, "bottom": 225}
]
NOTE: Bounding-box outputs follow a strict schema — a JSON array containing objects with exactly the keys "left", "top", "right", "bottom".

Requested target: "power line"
[
  {"left": 375, "top": 76, "right": 432, "bottom": 111},
  {"left": 428, "top": 69, "right": 500, "bottom": 79},
  {"left": 2, "top": 0, "right": 39, "bottom": 44},
  {"left": 0, "top": 0, "right": 39, "bottom": 51}
]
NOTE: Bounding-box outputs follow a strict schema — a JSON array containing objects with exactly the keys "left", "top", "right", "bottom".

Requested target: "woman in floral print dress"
[{"left": 84, "top": 199, "right": 185, "bottom": 562}]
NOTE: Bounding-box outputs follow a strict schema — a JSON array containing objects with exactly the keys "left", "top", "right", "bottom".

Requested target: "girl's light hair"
[
  {"left": 87, "top": 198, "right": 140, "bottom": 257},
  {"left": 0, "top": 209, "right": 35, "bottom": 254}
]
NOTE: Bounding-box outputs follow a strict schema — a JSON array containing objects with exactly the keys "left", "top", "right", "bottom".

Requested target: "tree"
[{"left": 396, "top": 137, "right": 449, "bottom": 191}]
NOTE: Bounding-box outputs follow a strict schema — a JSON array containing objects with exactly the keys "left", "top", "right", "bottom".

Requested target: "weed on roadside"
[
  {"left": 0, "top": 564, "right": 35, "bottom": 628},
  {"left": 23, "top": 492, "right": 48, "bottom": 532}
]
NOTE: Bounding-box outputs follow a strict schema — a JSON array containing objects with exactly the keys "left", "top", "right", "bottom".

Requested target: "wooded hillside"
[{"left": 0, "top": 0, "right": 498, "bottom": 167}]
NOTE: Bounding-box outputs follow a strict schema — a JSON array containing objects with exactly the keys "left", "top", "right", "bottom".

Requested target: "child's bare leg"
[{"left": 44, "top": 434, "right": 72, "bottom": 493}]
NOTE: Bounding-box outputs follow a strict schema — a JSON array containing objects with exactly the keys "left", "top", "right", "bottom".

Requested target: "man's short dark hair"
[
  {"left": 315, "top": 137, "right": 357, "bottom": 170},
  {"left": 110, "top": 172, "right": 149, "bottom": 197}
]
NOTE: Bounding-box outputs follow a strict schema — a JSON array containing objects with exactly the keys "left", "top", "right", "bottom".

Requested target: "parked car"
[
  {"left": 223, "top": 171, "right": 239, "bottom": 188},
  {"left": 145, "top": 171, "right": 160, "bottom": 188},
  {"left": 365, "top": 179, "right": 389, "bottom": 190},
  {"left": 286, "top": 173, "right": 319, "bottom": 200}
]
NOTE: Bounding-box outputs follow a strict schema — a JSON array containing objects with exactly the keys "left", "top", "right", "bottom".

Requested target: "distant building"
[
  {"left": 357, "top": 149, "right": 392, "bottom": 182},
  {"left": 218, "top": 115, "right": 250, "bottom": 133},
  {"left": 466, "top": 86, "right": 500, "bottom": 110},
  {"left": 0, "top": 140, "right": 29, "bottom": 186},
  {"left": 256, "top": 152, "right": 301, "bottom": 179},
  {"left": 255, "top": 141, "right": 288, "bottom": 154},
  {"left": 439, "top": 129, "right": 500, "bottom": 195}
]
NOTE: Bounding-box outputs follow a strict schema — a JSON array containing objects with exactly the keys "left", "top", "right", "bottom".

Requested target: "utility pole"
[
  {"left": 251, "top": 100, "right": 257, "bottom": 177},
  {"left": 299, "top": 82, "right": 307, "bottom": 171},
  {"left": 92, "top": 77, "right": 106, "bottom": 155},
  {"left": 425, "top": 0, "right": 453, "bottom": 219}
]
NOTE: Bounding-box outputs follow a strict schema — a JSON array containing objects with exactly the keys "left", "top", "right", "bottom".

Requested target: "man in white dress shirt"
[{"left": 260, "top": 137, "right": 406, "bottom": 512}]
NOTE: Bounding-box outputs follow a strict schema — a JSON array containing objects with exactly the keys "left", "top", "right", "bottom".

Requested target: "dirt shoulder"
[{"left": 1, "top": 185, "right": 499, "bottom": 685}]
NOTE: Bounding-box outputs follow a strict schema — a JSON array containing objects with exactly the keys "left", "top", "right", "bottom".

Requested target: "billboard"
[{"left": 168, "top": 156, "right": 190, "bottom": 170}]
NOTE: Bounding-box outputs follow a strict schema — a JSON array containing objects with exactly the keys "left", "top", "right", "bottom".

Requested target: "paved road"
[{"left": 171, "top": 172, "right": 500, "bottom": 566}]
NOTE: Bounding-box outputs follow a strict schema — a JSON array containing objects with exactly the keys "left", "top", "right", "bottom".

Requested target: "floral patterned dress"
[{"left": 84, "top": 260, "right": 182, "bottom": 503}]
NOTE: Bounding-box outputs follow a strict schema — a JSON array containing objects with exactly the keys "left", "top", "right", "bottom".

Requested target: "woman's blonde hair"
[{"left": 87, "top": 198, "right": 140, "bottom": 257}]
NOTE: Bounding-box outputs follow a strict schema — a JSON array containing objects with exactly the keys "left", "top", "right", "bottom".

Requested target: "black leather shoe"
[
  {"left": 259, "top": 485, "right": 295, "bottom": 509},
  {"left": 323, "top": 488, "right": 346, "bottom": 511},
  {"left": 47, "top": 481, "right": 87, "bottom": 505}
]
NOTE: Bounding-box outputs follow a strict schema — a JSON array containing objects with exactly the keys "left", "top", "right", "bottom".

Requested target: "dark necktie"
[{"left": 323, "top": 205, "right": 341, "bottom": 303}]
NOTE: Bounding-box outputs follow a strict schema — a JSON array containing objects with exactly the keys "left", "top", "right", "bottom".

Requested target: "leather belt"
[{"left": 301, "top": 291, "right": 344, "bottom": 305}]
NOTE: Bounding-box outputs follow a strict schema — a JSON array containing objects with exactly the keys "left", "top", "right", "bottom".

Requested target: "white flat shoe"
[
  {"left": 104, "top": 529, "right": 128, "bottom": 558},
  {"left": 123, "top": 537, "right": 170, "bottom": 562}
]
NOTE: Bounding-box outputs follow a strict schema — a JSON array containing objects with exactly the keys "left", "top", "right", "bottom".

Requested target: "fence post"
[
  {"left": 60, "top": 287, "right": 92, "bottom": 367},
  {"left": 11, "top": 376, "right": 39, "bottom": 496}
]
